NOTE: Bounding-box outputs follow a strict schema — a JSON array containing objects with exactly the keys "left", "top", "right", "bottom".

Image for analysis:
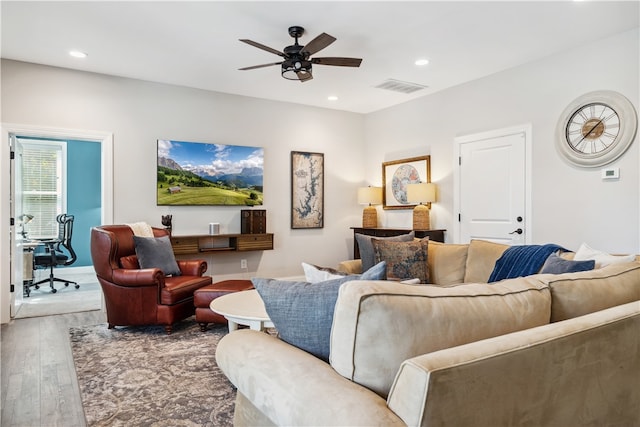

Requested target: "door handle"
[{"left": 509, "top": 228, "right": 523, "bottom": 235}]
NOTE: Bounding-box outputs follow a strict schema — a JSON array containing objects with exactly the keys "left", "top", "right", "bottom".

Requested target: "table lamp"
[
  {"left": 357, "top": 186, "right": 382, "bottom": 228},
  {"left": 19, "top": 214, "right": 34, "bottom": 238},
  {"left": 407, "top": 183, "right": 436, "bottom": 230}
]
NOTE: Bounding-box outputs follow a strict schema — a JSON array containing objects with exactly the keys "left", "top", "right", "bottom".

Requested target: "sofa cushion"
[
  {"left": 302, "top": 262, "right": 346, "bottom": 283},
  {"left": 544, "top": 261, "right": 640, "bottom": 322},
  {"left": 463, "top": 239, "right": 509, "bottom": 283},
  {"left": 356, "top": 232, "right": 414, "bottom": 272},
  {"left": 573, "top": 243, "right": 636, "bottom": 268},
  {"left": 372, "top": 238, "right": 429, "bottom": 283},
  {"left": 539, "top": 253, "right": 595, "bottom": 274},
  {"left": 133, "top": 235, "right": 181, "bottom": 276},
  {"left": 427, "top": 241, "right": 468, "bottom": 285},
  {"left": 253, "top": 261, "right": 386, "bottom": 361},
  {"left": 330, "top": 277, "right": 551, "bottom": 398}
]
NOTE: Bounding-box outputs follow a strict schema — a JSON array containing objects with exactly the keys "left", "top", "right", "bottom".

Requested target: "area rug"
[{"left": 69, "top": 318, "right": 235, "bottom": 426}]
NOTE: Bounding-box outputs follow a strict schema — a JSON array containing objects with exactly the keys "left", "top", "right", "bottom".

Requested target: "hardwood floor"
[{"left": 1, "top": 310, "right": 106, "bottom": 427}]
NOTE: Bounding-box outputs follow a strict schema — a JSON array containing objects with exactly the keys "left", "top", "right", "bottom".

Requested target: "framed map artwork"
[
  {"left": 382, "top": 155, "right": 431, "bottom": 209},
  {"left": 291, "top": 151, "right": 324, "bottom": 229}
]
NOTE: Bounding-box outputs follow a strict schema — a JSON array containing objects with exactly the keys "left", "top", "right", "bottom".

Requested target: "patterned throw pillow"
[
  {"left": 355, "top": 232, "right": 415, "bottom": 272},
  {"left": 372, "top": 238, "right": 429, "bottom": 283}
]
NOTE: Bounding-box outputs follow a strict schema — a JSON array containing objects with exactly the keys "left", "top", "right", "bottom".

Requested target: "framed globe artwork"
[{"left": 382, "top": 155, "right": 431, "bottom": 209}]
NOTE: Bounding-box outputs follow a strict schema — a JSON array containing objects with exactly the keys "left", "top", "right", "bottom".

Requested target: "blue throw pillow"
[
  {"left": 253, "top": 261, "right": 386, "bottom": 361},
  {"left": 539, "top": 253, "right": 595, "bottom": 274},
  {"left": 133, "top": 235, "right": 181, "bottom": 276}
]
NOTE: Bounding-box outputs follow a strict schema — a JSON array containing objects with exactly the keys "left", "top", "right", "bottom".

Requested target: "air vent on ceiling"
[{"left": 374, "top": 79, "right": 428, "bottom": 94}]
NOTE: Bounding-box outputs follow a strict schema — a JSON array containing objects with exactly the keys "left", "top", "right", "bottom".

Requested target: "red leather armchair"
[{"left": 90, "top": 225, "right": 212, "bottom": 334}]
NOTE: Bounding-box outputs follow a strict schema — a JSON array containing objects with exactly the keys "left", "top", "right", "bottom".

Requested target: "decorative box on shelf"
[{"left": 241, "top": 209, "right": 267, "bottom": 234}]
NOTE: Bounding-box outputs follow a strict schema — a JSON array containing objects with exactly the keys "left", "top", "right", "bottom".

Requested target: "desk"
[
  {"left": 350, "top": 227, "right": 446, "bottom": 259},
  {"left": 19, "top": 240, "right": 40, "bottom": 296}
]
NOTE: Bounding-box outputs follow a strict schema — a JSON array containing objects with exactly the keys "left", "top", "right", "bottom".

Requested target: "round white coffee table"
[{"left": 210, "top": 289, "right": 274, "bottom": 333}]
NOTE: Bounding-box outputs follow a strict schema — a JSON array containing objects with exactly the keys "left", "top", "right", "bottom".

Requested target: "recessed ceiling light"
[
  {"left": 328, "top": 95, "right": 338, "bottom": 101},
  {"left": 69, "top": 50, "right": 88, "bottom": 58},
  {"left": 415, "top": 58, "right": 430, "bottom": 66}
]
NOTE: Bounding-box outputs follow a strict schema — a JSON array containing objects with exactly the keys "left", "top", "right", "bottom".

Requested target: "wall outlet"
[{"left": 240, "top": 259, "right": 247, "bottom": 269}]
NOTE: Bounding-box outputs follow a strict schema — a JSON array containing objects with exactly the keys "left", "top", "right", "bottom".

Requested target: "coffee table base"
[{"left": 225, "top": 315, "right": 274, "bottom": 333}]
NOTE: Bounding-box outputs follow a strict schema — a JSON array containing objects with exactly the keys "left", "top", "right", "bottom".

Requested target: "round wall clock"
[{"left": 555, "top": 90, "right": 638, "bottom": 168}]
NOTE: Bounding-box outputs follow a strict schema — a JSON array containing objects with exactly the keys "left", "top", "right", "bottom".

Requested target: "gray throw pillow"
[
  {"left": 133, "top": 235, "right": 181, "bottom": 276},
  {"left": 356, "top": 231, "right": 415, "bottom": 272},
  {"left": 540, "top": 253, "right": 595, "bottom": 275},
  {"left": 253, "top": 261, "right": 386, "bottom": 361}
]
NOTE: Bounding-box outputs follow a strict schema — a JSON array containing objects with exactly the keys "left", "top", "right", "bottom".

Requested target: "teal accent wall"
[
  {"left": 20, "top": 137, "right": 101, "bottom": 267},
  {"left": 67, "top": 140, "right": 101, "bottom": 267}
]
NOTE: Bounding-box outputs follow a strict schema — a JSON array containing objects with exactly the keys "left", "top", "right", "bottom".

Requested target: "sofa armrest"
[
  {"left": 387, "top": 301, "right": 640, "bottom": 427},
  {"left": 216, "top": 330, "right": 404, "bottom": 427},
  {"left": 337, "top": 259, "right": 362, "bottom": 274}
]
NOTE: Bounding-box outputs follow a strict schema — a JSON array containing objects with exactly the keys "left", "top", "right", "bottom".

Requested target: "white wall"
[
  {"left": 1, "top": 60, "right": 366, "bottom": 322},
  {"left": 364, "top": 28, "right": 639, "bottom": 254},
  {"left": 2, "top": 28, "right": 638, "bottom": 323}
]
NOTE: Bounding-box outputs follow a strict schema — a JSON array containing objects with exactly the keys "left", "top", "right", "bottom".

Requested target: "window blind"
[{"left": 20, "top": 141, "right": 64, "bottom": 238}]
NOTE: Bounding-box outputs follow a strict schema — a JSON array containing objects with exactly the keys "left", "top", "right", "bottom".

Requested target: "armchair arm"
[
  {"left": 177, "top": 259, "right": 208, "bottom": 276},
  {"left": 111, "top": 268, "right": 165, "bottom": 287}
]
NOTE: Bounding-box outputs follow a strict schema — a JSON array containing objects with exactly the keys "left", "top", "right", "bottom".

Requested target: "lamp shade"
[
  {"left": 357, "top": 186, "right": 383, "bottom": 205},
  {"left": 407, "top": 183, "right": 436, "bottom": 204}
]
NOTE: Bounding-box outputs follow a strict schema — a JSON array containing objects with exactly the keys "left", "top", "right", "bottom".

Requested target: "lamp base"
[
  {"left": 362, "top": 206, "right": 378, "bottom": 228},
  {"left": 412, "top": 204, "right": 430, "bottom": 230}
]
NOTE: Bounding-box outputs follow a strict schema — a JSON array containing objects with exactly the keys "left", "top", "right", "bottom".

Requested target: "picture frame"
[
  {"left": 291, "top": 151, "right": 324, "bottom": 229},
  {"left": 382, "top": 155, "right": 431, "bottom": 209}
]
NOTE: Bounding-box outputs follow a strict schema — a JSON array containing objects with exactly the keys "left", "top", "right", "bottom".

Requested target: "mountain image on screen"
[{"left": 157, "top": 140, "right": 264, "bottom": 206}]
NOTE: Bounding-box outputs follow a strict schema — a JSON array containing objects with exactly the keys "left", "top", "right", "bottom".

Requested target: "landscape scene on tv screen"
[{"left": 157, "top": 139, "right": 264, "bottom": 206}]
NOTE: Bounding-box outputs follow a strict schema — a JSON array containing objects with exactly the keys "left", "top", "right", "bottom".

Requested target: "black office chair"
[{"left": 32, "top": 213, "right": 79, "bottom": 293}]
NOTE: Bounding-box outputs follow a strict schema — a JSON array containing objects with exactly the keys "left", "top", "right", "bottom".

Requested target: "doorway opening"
[{"left": 2, "top": 124, "right": 113, "bottom": 322}]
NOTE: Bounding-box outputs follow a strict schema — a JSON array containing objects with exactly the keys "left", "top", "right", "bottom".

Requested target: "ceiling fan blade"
[
  {"left": 311, "top": 57, "right": 362, "bottom": 67},
  {"left": 239, "top": 39, "right": 285, "bottom": 57},
  {"left": 238, "top": 62, "right": 283, "bottom": 71},
  {"left": 297, "top": 71, "right": 313, "bottom": 82},
  {"left": 301, "top": 33, "right": 336, "bottom": 56}
]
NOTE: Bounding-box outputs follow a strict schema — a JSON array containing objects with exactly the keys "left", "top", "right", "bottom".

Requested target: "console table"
[
  {"left": 350, "top": 227, "right": 445, "bottom": 259},
  {"left": 170, "top": 233, "right": 273, "bottom": 255}
]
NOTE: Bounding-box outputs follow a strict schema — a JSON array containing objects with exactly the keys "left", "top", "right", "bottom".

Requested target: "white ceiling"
[{"left": 2, "top": 1, "right": 638, "bottom": 114}]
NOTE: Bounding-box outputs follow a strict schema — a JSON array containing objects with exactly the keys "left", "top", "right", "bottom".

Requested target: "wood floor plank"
[{"left": 1, "top": 310, "right": 105, "bottom": 427}]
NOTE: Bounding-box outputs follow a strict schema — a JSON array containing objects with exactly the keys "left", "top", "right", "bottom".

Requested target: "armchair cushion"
[{"left": 133, "top": 235, "right": 181, "bottom": 276}]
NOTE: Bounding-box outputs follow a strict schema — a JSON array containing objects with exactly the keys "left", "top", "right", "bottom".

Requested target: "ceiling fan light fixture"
[{"left": 281, "top": 61, "right": 312, "bottom": 81}]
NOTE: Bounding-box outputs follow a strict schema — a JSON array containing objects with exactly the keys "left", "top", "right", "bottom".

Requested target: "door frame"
[
  {"left": 453, "top": 123, "right": 533, "bottom": 244},
  {"left": 1, "top": 123, "right": 113, "bottom": 323}
]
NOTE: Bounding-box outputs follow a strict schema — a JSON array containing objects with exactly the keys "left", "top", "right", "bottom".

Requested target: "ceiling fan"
[{"left": 238, "top": 26, "right": 362, "bottom": 82}]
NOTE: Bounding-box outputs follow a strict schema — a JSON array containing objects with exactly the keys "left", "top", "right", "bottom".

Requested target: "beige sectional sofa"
[{"left": 216, "top": 239, "right": 640, "bottom": 426}]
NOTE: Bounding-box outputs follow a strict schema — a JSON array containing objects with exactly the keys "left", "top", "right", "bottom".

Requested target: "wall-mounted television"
[{"left": 157, "top": 139, "right": 264, "bottom": 206}]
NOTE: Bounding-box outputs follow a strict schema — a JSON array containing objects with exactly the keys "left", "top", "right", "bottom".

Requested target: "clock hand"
[{"left": 574, "top": 118, "right": 604, "bottom": 149}]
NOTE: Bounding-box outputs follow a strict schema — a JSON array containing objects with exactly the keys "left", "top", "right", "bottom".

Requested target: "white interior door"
[{"left": 455, "top": 125, "right": 531, "bottom": 245}]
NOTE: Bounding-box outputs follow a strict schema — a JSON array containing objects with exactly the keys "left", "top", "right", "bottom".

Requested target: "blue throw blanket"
[{"left": 488, "top": 244, "right": 566, "bottom": 283}]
